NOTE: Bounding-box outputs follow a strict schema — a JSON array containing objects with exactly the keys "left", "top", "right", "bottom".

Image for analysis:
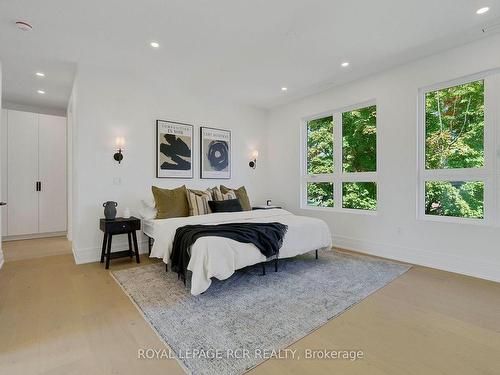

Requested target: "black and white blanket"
[{"left": 170, "top": 222, "right": 288, "bottom": 282}]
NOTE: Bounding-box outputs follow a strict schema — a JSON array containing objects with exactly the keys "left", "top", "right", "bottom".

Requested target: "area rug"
[{"left": 111, "top": 250, "right": 410, "bottom": 375}]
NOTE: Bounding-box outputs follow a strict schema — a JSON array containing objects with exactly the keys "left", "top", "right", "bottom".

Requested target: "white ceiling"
[{"left": 1, "top": 0, "right": 499, "bottom": 112}]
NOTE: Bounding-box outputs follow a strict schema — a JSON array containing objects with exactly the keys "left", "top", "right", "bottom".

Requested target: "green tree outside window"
[
  {"left": 424, "top": 80, "right": 484, "bottom": 218},
  {"left": 343, "top": 106, "right": 376, "bottom": 173},
  {"left": 307, "top": 116, "right": 333, "bottom": 174}
]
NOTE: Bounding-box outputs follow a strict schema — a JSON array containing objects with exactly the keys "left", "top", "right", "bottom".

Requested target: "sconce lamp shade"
[
  {"left": 114, "top": 137, "right": 125, "bottom": 163},
  {"left": 115, "top": 137, "right": 125, "bottom": 148}
]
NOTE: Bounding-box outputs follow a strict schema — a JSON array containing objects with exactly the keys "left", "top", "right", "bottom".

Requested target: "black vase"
[{"left": 103, "top": 201, "right": 118, "bottom": 219}]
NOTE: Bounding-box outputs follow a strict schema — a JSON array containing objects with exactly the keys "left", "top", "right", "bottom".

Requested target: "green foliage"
[
  {"left": 307, "top": 108, "right": 377, "bottom": 211},
  {"left": 305, "top": 80, "right": 485, "bottom": 218},
  {"left": 424, "top": 80, "right": 485, "bottom": 218},
  {"left": 307, "top": 116, "right": 333, "bottom": 174},
  {"left": 307, "top": 182, "right": 334, "bottom": 207},
  {"left": 425, "top": 81, "right": 484, "bottom": 169},
  {"left": 425, "top": 181, "right": 483, "bottom": 219},
  {"left": 343, "top": 106, "right": 377, "bottom": 172},
  {"left": 342, "top": 182, "right": 377, "bottom": 210}
]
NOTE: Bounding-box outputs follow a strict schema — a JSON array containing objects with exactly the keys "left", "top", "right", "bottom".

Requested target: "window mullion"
[
  {"left": 305, "top": 174, "right": 334, "bottom": 182},
  {"left": 486, "top": 74, "right": 500, "bottom": 225},
  {"left": 341, "top": 172, "right": 377, "bottom": 182},
  {"left": 422, "top": 168, "right": 489, "bottom": 181}
]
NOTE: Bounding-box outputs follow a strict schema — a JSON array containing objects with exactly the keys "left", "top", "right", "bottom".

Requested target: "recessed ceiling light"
[
  {"left": 37, "top": 90, "right": 45, "bottom": 95},
  {"left": 281, "top": 87, "right": 288, "bottom": 92},
  {"left": 150, "top": 41, "right": 160, "bottom": 48},
  {"left": 35, "top": 72, "right": 45, "bottom": 77},
  {"left": 476, "top": 7, "right": 490, "bottom": 14},
  {"left": 341, "top": 61, "right": 350, "bottom": 67},
  {"left": 15, "top": 21, "right": 33, "bottom": 32}
]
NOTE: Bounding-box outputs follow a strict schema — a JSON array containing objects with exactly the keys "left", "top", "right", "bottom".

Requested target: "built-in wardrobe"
[{"left": 1, "top": 109, "right": 67, "bottom": 238}]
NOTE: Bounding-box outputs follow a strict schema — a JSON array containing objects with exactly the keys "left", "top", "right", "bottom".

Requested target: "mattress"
[
  {"left": 142, "top": 218, "right": 156, "bottom": 238},
  {"left": 148, "top": 209, "right": 332, "bottom": 295}
]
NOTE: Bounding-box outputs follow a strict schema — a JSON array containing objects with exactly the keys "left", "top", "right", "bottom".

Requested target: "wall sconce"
[
  {"left": 249, "top": 150, "right": 258, "bottom": 169},
  {"left": 114, "top": 137, "right": 125, "bottom": 164}
]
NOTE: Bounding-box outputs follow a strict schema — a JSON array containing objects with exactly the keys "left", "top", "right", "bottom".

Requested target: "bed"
[{"left": 147, "top": 208, "right": 332, "bottom": 295}]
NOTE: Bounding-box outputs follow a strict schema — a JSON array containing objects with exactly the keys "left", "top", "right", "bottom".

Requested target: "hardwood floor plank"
[
  {"left": 2, "top": 236, "right": 71, "bottom": 262},
  {"left": 0, "top": 241, "right": 499, "bottom": 375}
]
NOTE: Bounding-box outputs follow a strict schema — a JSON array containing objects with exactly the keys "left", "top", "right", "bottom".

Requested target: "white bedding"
[{"left": 149, "top": 209, "right": 332, "bottom": 295}]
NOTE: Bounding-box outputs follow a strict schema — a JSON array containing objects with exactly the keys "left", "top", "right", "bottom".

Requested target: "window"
[
  {"left": 307, "top": 116, "right": 333, "bottom": 175},
  {"left": 424, "top": 181, "right": 484, "bottom": 219},
  {"left": 424, "top": 80, "right": 484, "bottom": 170},
  {"left": 343, "top": 106, "right": 377, "bottom": 173},
  {"left": 302, "top": 103, "right": 377, "bottom": 212},
  {"left": 343, "top": 182, "right": 377, "bottom": 211},
  {"left": 307, "top": 182, "right": 334, "bottom": 207},
  {"left": 418, "top": 73, "right": 500, "bottom": 224}
]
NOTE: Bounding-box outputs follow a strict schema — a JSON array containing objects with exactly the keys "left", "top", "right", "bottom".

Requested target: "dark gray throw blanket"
[{"left": 170, "top": 222, "right": 288, "bottom": 282}]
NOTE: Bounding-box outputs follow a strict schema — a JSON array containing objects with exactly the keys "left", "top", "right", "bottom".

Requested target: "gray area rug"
[{"left": 112, "top": 250, "right": 410, "bottom": 375}]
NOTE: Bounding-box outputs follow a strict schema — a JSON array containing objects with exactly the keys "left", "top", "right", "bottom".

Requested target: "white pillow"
[
  {"left": 142, "top": 197, "right": 156, "bottom": 209},
  {"left": 139, "top": 198, "right": 157, "bottom": 220}
]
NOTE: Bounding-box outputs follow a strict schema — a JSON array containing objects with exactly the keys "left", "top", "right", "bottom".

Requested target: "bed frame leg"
[
  {"left": 315, "top": 249, "right": 318, "bottom": 259},
  {"left": 148, "top": 236, "right": 153, "bottom": 255},
  {"left": 165, "top": 263, "right": 168, "bottom": 272},
  {"left": 262, "top": 262, "right": 266, "bottom": 275},
  {"left": 274, "top": 258, "right": 278, "bottom": 272}
]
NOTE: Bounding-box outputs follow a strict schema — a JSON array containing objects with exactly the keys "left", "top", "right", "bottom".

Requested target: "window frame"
[
  {"left": 300, "top": 100, "right": 378, "bottom": 215},
  {"left": 416, "top": 70, "right": 500, "bottom": 225}
]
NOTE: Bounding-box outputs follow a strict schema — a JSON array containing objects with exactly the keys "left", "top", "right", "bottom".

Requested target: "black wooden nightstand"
[{"left": 99, "top": 217, "right": 141, "bottom": 269}]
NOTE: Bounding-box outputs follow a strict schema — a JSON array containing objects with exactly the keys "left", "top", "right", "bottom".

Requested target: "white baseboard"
[
  {"left": 73, "top": 240, "right": 149, "bottom": 264},
  {"left": 333, "top": 235, "right": 500, "bottom": 283},
  {"left": 71, "top": 234, "right": 500, "bottom": 282},
  {"left": 3, "top": 231, "right": 67, "bottom": 242}
]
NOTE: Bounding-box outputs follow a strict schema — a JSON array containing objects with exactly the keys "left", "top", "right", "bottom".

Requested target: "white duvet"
[{"left": 149, "top": 209, "right": 332, "bottom": 295}]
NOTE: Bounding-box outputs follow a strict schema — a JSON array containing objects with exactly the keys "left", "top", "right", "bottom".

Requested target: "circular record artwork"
[{"left": 207, "top": 140, "right": 229, "bottom": 171}]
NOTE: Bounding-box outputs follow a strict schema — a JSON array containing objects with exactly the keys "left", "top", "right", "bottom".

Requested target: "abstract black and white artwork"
[
  {"left": 156, "top": 120, "right": 193, "bottom": 178},
  {"left": 200, "top": 126, "right": 231, "bottom": 179}
]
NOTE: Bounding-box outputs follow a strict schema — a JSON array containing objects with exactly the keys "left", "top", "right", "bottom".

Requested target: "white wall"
[
  {"left": 71, "top": 64, "right": 269, "bottom": 263},
  {"left": 0, "top": 61, "right": 4, "bottom": 269},
  {"left": 267, "top": 34, "right": 500, "bottom": 283},
  {"left": 66, "top": 79, "right": 77, "bottom": 242},
  {"left": 1, "top": 110, "right": 7, "bottom": 238}
]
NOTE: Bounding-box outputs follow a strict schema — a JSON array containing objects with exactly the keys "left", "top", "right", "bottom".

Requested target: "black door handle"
[{"left": 0, "top": 202, "right": 6, "bottom": 206}]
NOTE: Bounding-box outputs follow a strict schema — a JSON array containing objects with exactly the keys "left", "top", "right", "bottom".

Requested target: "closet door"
[
  {"left": 7, "top": 110, "right": 39, "bottom": 235},
  {"left": 38, "top": 114, "right": 67, "bottom": 233}
]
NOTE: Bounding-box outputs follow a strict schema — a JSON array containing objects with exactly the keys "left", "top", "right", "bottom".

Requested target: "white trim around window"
[
  {"left": 416, "top": 69, "right": 500, "bottom": 226},
  {"left": 300, "top": 100, "right": 378, "bottom": 215}
]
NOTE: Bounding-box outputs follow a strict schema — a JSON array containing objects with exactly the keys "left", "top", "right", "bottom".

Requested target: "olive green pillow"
[
  {"left": 152, "top": 185, "right": 189, "bottom": 219},
  {"left": 220, "top": 185, "right": 251, "bottom": 211}
]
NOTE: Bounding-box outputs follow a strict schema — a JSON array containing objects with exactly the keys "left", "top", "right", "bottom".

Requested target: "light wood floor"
[
  {"left": 2, "top": 236, "right": 72, "bottom": 262},
  {"left": 0, "top": 239, "right": 499, "bottom": 375}
]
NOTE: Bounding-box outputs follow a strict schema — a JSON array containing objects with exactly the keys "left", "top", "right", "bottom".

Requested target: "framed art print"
[
  {"left": 156, "top": 120, "right": 194, "bottom": 178},
  {"left": 200, "top": 126, "right": 231, "bottom": 179}
]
